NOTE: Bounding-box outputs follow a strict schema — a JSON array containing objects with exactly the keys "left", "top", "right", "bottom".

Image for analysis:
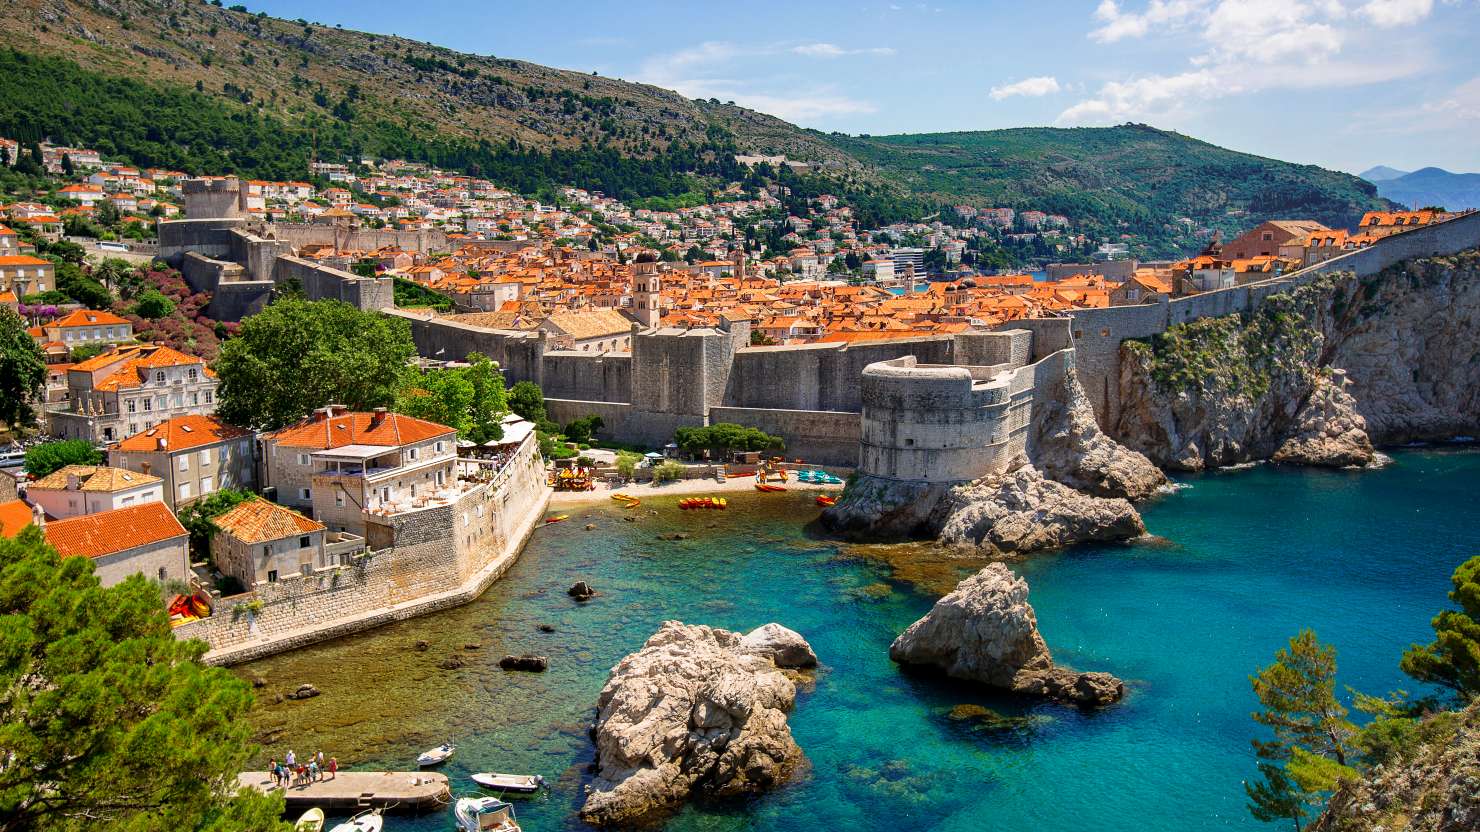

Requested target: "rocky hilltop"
[
  {"left": 890, "top": 563, "right": 1124, "bottom": 707},
  {"left": 825, "top": 368, "right": 1163, "bottom": 556},
  {"left": 1116, "top": 252, "right": 1480, "bottom": 470},
  {"left": 581, "top": 621, "right": 814, "bottom": 827},
  {"left": 1309, "top": 700, "right": 1479, "bottom": 832}
]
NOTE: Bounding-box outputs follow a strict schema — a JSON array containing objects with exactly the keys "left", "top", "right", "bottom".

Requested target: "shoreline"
[{"left": 548, "top": 473, "right": 847, "bottom": 508}]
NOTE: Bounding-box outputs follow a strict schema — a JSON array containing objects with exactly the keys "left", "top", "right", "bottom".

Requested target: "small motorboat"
[
  {"left": 454, "top": 796, "right": 521, "bottom": 832},
  {"left": 418, "top": 742, "right": 456, "bottom": 766},
  {"left": 293, "top": 808, "right": 325, "bottom": 832},
  {"left": 544, "top": 515, "right": 570, "bottom": 525},
  {"left": 328, "top": 810, "right": 382, "bottom": 832},
  {"left": 471, "top": 772, "right": 546, "bottom": 793}
]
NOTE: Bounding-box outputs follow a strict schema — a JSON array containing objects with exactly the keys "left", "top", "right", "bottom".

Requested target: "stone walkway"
[{"left": 238, "top": 770, "right": 450, "bottom": 811}]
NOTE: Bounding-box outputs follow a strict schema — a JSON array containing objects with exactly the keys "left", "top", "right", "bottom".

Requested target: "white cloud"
[
  {"left": 636, "top": 41, "right": 878, "bottom": 124},
  {"left": 1062, "top": 0, "right": 1437, "bottom": 125},
  {"left": 1090, "top": 0, "right": 1206, "bottom": 42},
  {"left": 989, "top": 76, "right": 1063, "bottom": 100},
  {"left": 1360, "top": 0, "right": 1434, "bottom": 27},
  {"left": 791, "top": 42, "right": 896, "bottom": 58}
]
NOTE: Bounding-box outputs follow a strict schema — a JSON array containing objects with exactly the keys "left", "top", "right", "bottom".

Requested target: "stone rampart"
[
  {"left": 175, "top": 433, "right": 549, "bottom": 665},
  {"left": 1069, "top": 210, "right": 1480, "bottom": 429},
  {"left": 724, "top": 336, "right": 956, "bottom": 412},
  {"left": 541, "top": 350, "right": 631, "bottom": 403},
  {"left": 272, "top": 255, "right": 393, "bottom": 311},
  {"left": 708, "top": 406, "right": 862, "bottom": 466},
  {"left": 266, "top": 223, "right": 451, "bottom": 255},
  {"left": 158, "top": 217, "right": 246, "bottom": 264}
]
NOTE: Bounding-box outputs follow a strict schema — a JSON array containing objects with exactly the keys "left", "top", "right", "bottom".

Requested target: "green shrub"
[{"left": 652, "top": 460, "right": 685, "bottom": 483}]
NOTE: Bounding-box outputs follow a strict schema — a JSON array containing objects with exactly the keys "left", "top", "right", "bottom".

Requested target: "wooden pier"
[{"left": 238, "top": 771, "right": 451, "bottom": 812}]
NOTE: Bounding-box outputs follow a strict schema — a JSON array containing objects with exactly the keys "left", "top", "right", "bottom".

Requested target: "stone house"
[
  {"left": 260, "top": 406, "right": 458, "bottom": 536},
  {"left": 1219, "top": 220, "right": 1329, "bottom": 261},
  {"left": 211, "top": 497, "right": 363, "bottom": 588},
  {"left": 48, "top": 344, "right": 219, "bottom": 443},
  {"left": 42, "top": 501, "right": 189, "bottom": 587},
  {"left": 110, "top": 415, "right": 255, "bottom": 510},
  {"left": 0, "top": 254, "right": 55, "bottom": 297},
  {"left": 26, "top": 464, "right": 163, "bottom": 519},
  {"left": 1109, "top": 273, "right": 1172, "bottom": 306},
  {"left": 30, "top": 309, "right": 133, "bottom": 351}
]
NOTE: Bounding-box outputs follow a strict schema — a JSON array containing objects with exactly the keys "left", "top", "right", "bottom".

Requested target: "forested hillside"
[{"left": 830, "top": 126, "right": 1394, "bottom": 252}]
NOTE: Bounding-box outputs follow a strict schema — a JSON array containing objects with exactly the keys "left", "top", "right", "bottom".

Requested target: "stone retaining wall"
[{"left": 175, "top": 434, "right": 549, "bottom": 665}]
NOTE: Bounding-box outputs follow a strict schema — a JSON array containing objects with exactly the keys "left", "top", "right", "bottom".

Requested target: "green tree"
[
  {"left": 462, "top": 353, "right": 507, "bottom": 444},
  {"left": 563, "top": 415, "right": 604, "bottom": 444},
  {"left": 133, "top": 288, "right": 177, "bottom": 319},
  {"left": 508, "top": 381, "right": 547, "bottom": 426},
  {"left": 215, "top": 299, "right": 416, "bottom": 429},
  {"left": 397, "top": 367, "right": 475, "bottom": 434},
  {"left": 175, "top": 488, "right": 254, "bottom": 560},
  {"left": 95, "top": 198, "right": 121, "bottom": 228},
  {"left": 1400, "top": 555, "right": 1480, "bottom": 700},
  {"left": 674, "top": 423, "right": 783, "bottom": 457},
  {"left": 1245, "top": 630, "right": 1358, "bottom": 830},
  {"left": 0, "top": 308, "right": 46, "bottom": 428},
  {"left": 0, "top": 526, "right": 287, "bottom": 830},
  {"left": 54, "top": 261, "right": 113, "bottom": 309},
  {"left": 614, "top": 450, "right": 641, "bottom": 480},
  {"left": 23, "top": 440, "right": 102, "bottom": 477},
  {"left": 94, "top": 258, "right": 142, "bottom": 299},
  {"left": 69, "top": 342, "right": 113, "bottom": 363}
]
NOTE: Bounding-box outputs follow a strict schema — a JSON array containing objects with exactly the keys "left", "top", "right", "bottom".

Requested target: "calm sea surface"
[{"left": 241, "top": 447, "right": 1480, "bottom": 831}]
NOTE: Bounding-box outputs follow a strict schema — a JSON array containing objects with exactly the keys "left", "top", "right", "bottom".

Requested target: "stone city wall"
[
  {"left": 266, "top": 223, "right": 451, "bottom": 255},
  {"left": 541, "top": 350, "right": 632, "bottom": 403},
  {"left": 708, "top": 406, "right": 862, "bottom": 466},
  {"left": 271, "top": 255, "right": 393, "bottom": 312},
  {"left": 1069, "top": 210, "right": 1480, "bottom": 430},
  {"left": 175, "top": 434, "right": 549, "bottom": 665}
]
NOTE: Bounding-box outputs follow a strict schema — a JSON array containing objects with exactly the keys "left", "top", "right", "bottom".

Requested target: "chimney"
[
  {"left": 315, "top": 405, "right": 336, "bottom": 422},
  {"left": 140, "top": 461, "right": 151, "bottom": 475},
  {"left": 156, "top": 437, "right": 167, "bottom": 451},
  {"left": 330, "top": 404, "right": 349, "bottom": 417},
  {"left": 371, "top": 406, "right": 387, "bottom": 427}
]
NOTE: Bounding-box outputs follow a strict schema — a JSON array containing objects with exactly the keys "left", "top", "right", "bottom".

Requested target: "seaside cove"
[{"left": 238, "top": 447, "right": 1480, "bottom": 831}]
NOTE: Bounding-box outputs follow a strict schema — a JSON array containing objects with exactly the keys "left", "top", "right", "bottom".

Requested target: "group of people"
[{"left": 268, "top": 749, "right": 337, "bottom": 788}]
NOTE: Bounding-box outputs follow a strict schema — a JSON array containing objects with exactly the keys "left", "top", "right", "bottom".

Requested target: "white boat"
[
  {"left": 328, "top": 809, "right": 382, "bottom": 832},
  {"left": 417, "top": 742, "right": 456, "bottom": 766},
  {"left": 293, "top": 808, "right": 325, "bottom": 832},
  {"left": 470, "top": 772, "right": 546, "bottom": 793},
  {"left": 454, "top": 796, "right": 521, "bottom": 832}
]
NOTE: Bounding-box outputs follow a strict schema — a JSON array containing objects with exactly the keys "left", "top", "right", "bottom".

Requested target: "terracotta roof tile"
[
  {"left": 265, "top": 411, "right": 455, "bottom": 450},
  {"left": 115, "top": 415, "right": 250, "bottom": 453},
  {"left": 212, "top": 497, "right": 323, "bottom": 544},
  {"left": 45, "top": 502, "right": 186, "bottom": 559},
  {"left": 28, "top": 464, "right": 161, "bottom": 493},
  {"left": 0, "top": 499, "right": 33, "bottom": 538}
]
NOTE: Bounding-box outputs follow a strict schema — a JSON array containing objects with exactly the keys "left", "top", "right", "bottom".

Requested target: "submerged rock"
[
  {"left": 438, "top": 654, "right": 466, "bottom": 671},
  {"left": 568, "top": 581, "right": 597, "bottom": 601},
  {"left": 1273, "top": 370, "right": 1375, "bottom": 468},
  {"left": 890, "top": 564, "right": 1123, "bottom": 708},
  {"left": 934, "top": 466, "right": 1145, "bottom": 555},
  {"left": 499, "top": 654, "right": 549, "bottom": 672},
  {"left": 580, "top": 621, "right": 812, "bottom": 826},
  {"left": 285, "top": 683, "right": 321, "bottom": 700}
]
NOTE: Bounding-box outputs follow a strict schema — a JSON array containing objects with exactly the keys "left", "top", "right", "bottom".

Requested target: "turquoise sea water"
[{"left": 243, "top": 448, "right": 1480, "bottom": 831}]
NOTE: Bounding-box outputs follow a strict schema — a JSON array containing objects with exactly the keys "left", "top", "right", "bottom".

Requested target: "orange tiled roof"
[
  {"left": 211, "top": 497, "right": 323, "bottom": 544},
  {"left": 0, "top": 255, "right": 51, "bottom": 267},
  {"left": 29, "top": 464, "right": 161, "bottom": 493},
  {"left": 49, "top": 308, "right": 130, "bottom": 328},
  {"left": 0, "top": 499, "right": 33, "bottom": 538},
  {"left": 115, "top": 414, "right": 250, "bottom": 453},
  {"left": 266, "top": 410, "right": 454, "bottom": 450},
  {"left": 44, "top": 502, "right": 186, "bottom": 558}
]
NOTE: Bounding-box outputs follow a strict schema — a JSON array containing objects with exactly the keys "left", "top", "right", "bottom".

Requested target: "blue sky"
[{"left": 250, "top": 0, "right": 1480, "bottom": 175}]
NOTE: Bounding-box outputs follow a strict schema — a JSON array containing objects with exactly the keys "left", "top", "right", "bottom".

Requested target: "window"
[
  {"left": 199, "top": 448, "right": 211, "bottom": 466},
  {"left": 435, "top": 470, "right": 445, "bottom": 486},
  {"left": 298, "top": 453, "right": 310, "bottom": 466},
  {"left": 102, "top": 427, "right": 114, "bottom": 441},
  {"left": 200, "top": 475, "right": 213, "bottom": 494},
  {"left": 158, "top": 567, "right": 168, "bottom": 581},
  {"left": 126, "top": 399, "right": 136, "bottom": 413},
  {"left": 188, "top": 368, "right": 197, "bottom": 381},
  {"left": 435, "top": 440, "right": 445, "bottom": 453},
  {"left": 204, "top": 390, "right": 212, "bottom": 403},
  {"left": 178, "top": 455, "right": 189, "bottom": 472},
  {"left": 267, "top": 569, "right": 278, "bottom": 583},
  {"left": 190, "top": 392, "right": 199, "bottom": 405},
  {"left": 155, "top": 371, "right": 165, "bottom": 383},
  {"left": 298, "top": 536, "right": 311, "bottom": 549},
  {"left": 335, "top": 491, "right": 344, "bottom": 508},
  {"left": 407, "top": 447, "right": 419, "bottom": 461},
  {"left": 177, "top": 482, "right": 191, "bottom": 500},
  {"left": 143, "top": 398, "right": 152, "bottom": 412},
  {"left": 299, "top": 487, "right": 311, "bottom": 501}
]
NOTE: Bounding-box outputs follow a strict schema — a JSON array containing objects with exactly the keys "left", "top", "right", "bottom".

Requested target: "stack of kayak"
[
  {"left": 167, "top": 592, "right": 212, "bottom": 626},
  {"left": 796, "top": 469, "right": 844, "bottom": 485},
  {"left": 679, "top": 496, "right": 727, "bottom": 510}
]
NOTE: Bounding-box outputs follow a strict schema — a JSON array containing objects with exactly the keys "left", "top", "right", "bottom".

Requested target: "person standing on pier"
[{"left": 328, "top": 756, "right": 338, "bottom": 780}]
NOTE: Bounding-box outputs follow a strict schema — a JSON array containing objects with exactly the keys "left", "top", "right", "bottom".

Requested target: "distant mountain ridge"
[
  {"left": 0, "top": 0, "right": 1397, "bottom": 256},
  {"left": 1362, "top": 166, "right": 1480, "bottom": 211},
  {"left": 1358, "top": 165, "right": 1410, "bottom": 182}
]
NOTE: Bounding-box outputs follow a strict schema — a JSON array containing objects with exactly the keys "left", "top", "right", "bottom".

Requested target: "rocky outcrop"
[
  {"left": 933, "top": 466, "right": 1145, "bottom": 555},
  {"left": 1309, "top": 701, "right": 1479, "bottom": 832},
  {"left": 1116, "top": 253, "right": 1480, "bottom": 468},
  {"left": 580, "top": 621, "right": 813, "bottom": 827},
  {"left": 1033, "top": 369, "right": 1167, "bottom": 499},
  {"left": 1272, "top": 370, "right": 1375, "bottom": 467},
  {"left": 890, "top": 564, "right": 1123, "bottom": 707},
  {"left": 824, "top": 369, "right": 1158, "bottom": 555}
]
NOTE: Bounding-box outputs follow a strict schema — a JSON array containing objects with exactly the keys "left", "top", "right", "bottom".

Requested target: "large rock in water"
[
  {"left": 580, "top": 621, "right": 813, "bottom": 826},
  {"left": 934, "top": 466, "right": 1145, "bottom": 555},
  {"left": 890, "top": 564, "right": 1124, "bottom": 707},
  {"left": 1032, "top": 368, "right": 1167, "bottom": 500},
  {"left": 1273, "top": 370, "right": 1375, "bottom": 468}
]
